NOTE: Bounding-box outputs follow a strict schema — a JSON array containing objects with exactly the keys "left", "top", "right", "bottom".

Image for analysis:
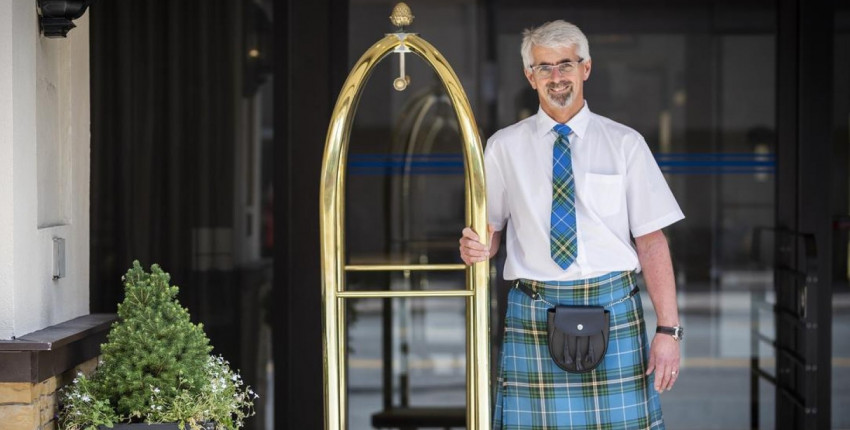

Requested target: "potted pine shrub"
[{"left": 58, "top": 261, "right": 257, "bottom": 430}]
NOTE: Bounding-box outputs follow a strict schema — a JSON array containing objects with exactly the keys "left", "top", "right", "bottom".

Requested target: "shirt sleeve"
[
  {"left": 625, "top": 136, "right": 685, "bottom": 237},
  {"left": 484, "top": 140, "right": 509, "bottom": 232}
]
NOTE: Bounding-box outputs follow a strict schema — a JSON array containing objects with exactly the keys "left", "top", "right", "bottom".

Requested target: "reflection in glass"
[
  {"left": 833, "top": 6, "right": 850, "bottom": 427},
  {"left": 347, "top": 297, "right": 467, "bottom": 429}
]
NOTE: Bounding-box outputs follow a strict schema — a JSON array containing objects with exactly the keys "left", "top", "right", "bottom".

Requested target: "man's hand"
[
  {"left": 645, "top": 334, "right": 681, "bottom": 393},
  {"left": 459, "top": 225, "right": 499, "bottom": 265}
]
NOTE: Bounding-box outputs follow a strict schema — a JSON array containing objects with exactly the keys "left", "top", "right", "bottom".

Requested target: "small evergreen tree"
[
  {"left": 59, "top": 261, "right": 256, "bottom": 429},
  {"left": 93, "top": 261, "right": 212, "bottom": 419}
]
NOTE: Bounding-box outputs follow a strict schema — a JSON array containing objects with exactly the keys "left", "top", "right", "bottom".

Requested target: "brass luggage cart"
[{"left": 319, "top": 4, "right": 490, "bottom": 429}]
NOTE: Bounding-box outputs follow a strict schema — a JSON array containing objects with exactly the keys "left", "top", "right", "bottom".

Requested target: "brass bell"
[{"left": 393, "top": 75, "right": 411, "bottom": 91}]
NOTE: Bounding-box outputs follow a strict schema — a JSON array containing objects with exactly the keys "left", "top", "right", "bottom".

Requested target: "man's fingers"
[
  {"left": 459, "top": 227, "right": 491, "bottom": 265},
  {"left": 646, "top": 356, "right": 669, "bottom": 393},
  {"left": 657, "top": 366, "right": 670, "bottom": 392},
  {"left": 461, "top": 246, "right": 489, "bottom": 259},
  {"left": 461, "top": 227, "right": 480, "bottom": 242},
  {"left": 651, "top": 363, "right": 665, "bottom": 392},
  {"left": 460, "top": 227, "right": 489, "bottom": 251},
  {"left": 666, "top": 368, "right": 679, "bottom": 391},
  {"left": 459, "top": 248, "right": 487, "bottom": 265},
  {"left": 650, "top": 362, "right": 681, "bottom": 393},
  {"left": 460, "top": 238, "right": 488, "bottom": 252},
  {"left": 645, "top": 355, "right": 656, "bottom": 376}
]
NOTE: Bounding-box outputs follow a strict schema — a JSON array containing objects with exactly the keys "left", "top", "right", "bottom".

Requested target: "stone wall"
[
  {"left": 0, "top": 314, "right": 114, "bottom": 430},
  {"left": 0, "top": 358, "right": 97, "bottom": 430}
]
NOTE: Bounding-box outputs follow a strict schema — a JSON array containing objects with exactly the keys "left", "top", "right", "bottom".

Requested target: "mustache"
[{"left": 546, "top": 81, "right": 572, "bottom": 91}]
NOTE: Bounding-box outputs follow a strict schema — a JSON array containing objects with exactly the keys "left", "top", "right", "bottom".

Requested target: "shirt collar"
[{"left": 535, "top": 101, "right": 591, "bottom": 140}]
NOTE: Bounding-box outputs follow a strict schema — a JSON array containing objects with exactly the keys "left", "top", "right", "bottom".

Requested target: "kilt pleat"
[{"left": 493, "top": 271, "right": 665, "bottom": 430}]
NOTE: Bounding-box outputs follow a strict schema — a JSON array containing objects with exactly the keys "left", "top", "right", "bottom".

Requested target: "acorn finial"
[{"left": 389, "top": 3, "right": 414, "bottom": 29}]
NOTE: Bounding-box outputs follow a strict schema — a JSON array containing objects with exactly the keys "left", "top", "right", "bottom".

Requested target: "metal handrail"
[{"left": 749, "top": 226, "right": 818, "bottom": 429}]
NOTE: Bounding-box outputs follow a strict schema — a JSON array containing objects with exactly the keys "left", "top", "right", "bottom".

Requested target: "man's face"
[{"left": 524, "top": 44, "right": 591, "bottom": 113}]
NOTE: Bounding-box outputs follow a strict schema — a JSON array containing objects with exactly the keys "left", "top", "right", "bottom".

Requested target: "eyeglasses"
[{"left": 529, "top": 59, "right": 584, "bottom": 78}]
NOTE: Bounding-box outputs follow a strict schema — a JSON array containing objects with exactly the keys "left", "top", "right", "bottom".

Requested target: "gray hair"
[{"left": 521, "top": 20, "right": 590, "bottom": 69}]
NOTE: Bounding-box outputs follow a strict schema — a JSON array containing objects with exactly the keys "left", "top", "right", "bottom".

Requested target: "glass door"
[
  {"left": 491, "top": 5, "right": 777, "bottom": 427},
  {"left": 832, "top": 4, "right": 850, "bottom": 428},
  {"left": 340, "top": 1, "right": 850, "bottom": 428}
]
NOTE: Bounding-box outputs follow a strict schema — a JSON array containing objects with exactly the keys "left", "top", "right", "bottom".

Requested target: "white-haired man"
[{"left": 460, "top": 20, "right": 684, "bottom": 429}]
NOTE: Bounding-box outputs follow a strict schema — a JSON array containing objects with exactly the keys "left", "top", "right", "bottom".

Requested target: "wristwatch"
[{"left": 656, "top": 325, "right": 684, "bottom": 341}]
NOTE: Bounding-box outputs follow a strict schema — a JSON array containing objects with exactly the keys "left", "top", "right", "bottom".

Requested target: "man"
[{"left": 459, "top": 20, "right": 684, "bottom": 429}]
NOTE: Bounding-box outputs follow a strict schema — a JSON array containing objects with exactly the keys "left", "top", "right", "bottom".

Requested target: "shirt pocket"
[{"left": 584, "top": 173, "right": 624, "bottom": 217}]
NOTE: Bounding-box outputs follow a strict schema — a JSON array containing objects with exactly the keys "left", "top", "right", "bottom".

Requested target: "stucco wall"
[
  {"left": 0, "top": 0, "right": 16, "bottom": 339},
  {"left": 0, "top": 1, "right": 90, "bottom": 339}
]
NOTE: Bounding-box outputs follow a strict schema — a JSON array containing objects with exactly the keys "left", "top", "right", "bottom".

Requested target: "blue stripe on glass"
[{"left": 347, "top": 153, "right": 777, "bottom": 175}]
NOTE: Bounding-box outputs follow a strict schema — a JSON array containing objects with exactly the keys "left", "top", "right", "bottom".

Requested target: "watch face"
[{"left": 674, "top": 326, "right": 684, "bottom": 340}]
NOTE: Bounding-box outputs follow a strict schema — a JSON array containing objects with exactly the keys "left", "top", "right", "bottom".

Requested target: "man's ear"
[
  {"left": 524, "top": 67, "right": 537, "bottom": 89},
  {"left": 583, "top": 59, "right": 592, "bottom": 82}
]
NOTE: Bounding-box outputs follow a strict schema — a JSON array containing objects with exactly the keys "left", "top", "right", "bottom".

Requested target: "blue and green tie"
[{"left": 551, "top": 124, "right": 577, "bottom": 269}]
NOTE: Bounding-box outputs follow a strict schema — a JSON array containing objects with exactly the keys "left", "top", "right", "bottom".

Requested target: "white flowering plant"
[
  {"left": 145, "top": 355, "right": 258, "bottom": 429},
  {"left": 59, "top": 356, "right": 257, "bottom": 430},
  {"left": 58, "top": 262, "right": 257, "bottom": 430},
  {"left": 58, "top": 372, "right": 117, "bottom": 430}
]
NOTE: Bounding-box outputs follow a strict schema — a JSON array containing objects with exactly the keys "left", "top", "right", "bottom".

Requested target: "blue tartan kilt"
[{"left": 493, "top": 271, "right": 665, "bottom": 430}]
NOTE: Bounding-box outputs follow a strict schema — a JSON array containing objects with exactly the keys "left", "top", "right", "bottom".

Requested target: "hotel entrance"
[
  {"left": 283, "top": 1, "right": 847, "bottom": 428},
  {"left": 77, "top": 0, "right": 846, "bottom": 429}
]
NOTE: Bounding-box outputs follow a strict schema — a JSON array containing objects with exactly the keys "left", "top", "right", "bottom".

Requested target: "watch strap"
[{"left": 656, "top": 325, "right": 683, "bottom": 340}]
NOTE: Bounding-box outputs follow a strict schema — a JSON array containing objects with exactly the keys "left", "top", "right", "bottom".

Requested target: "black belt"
[{"left": 515, "top": 281, "right": 639, "bottom": 309}]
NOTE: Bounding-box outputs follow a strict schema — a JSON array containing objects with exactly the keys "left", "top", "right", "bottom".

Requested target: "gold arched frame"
[{"left": 319, "top": 33, "right": 490, "bottom": 429}]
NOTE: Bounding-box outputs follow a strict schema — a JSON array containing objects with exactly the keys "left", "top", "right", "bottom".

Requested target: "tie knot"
[{"left": 553, "top": 124, "right": 572, "bottom": 138}]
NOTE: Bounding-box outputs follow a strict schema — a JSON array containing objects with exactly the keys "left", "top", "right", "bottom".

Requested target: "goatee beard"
[{"left": 545, "top": 81, "right": 573, "bottom": 108}]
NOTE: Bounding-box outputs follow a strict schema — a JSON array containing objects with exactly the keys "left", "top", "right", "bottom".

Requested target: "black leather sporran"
[{"left": 546, "top": 305, "right": 610, "bottom": 373}]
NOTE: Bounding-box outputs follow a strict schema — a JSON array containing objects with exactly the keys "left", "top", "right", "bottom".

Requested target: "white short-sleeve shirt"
[{"left": 486, "top": 103, "right": 685, "bottom": 281}]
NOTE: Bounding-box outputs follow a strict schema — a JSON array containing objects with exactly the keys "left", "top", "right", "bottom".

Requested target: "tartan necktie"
[{"left": 551, "top": 124, "right": 577, "bottom": 270}]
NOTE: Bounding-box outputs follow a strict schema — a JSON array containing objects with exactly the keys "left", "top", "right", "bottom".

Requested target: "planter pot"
[{"left": 98, "top": 423, "right": 215, "bottom": 430}]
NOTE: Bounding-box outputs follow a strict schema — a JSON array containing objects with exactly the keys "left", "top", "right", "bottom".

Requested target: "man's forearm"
[{"left": 635, "top": 230, "right": 679, "bottom": 327}]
